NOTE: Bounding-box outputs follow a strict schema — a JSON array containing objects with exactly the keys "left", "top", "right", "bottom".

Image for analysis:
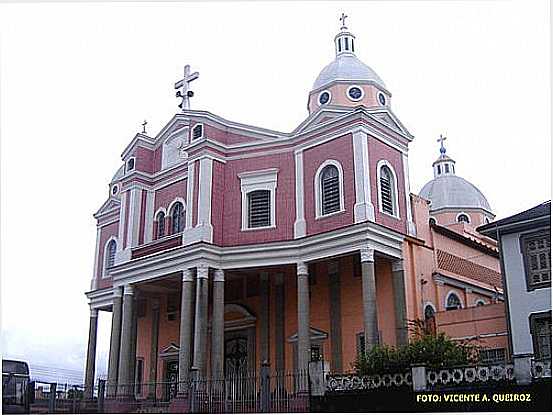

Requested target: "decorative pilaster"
[
  {"left": 196, "top": 157, "right": 214, "bottom": 241},
  {"left": 148, "top": 299, "right": 160, "bottom": 399},
  {"left": 84, "top": 308, "right": 99, "bottom": 399},
  {"left": 401, "top": 153, "right": 416, "bottom": 236},
  {"left": 327, "top": 261, "right": 343, "bottom": 372},
  {"left": 144, "top": 190, "right": 155, "bottom": 244},
  {"left": 117, "top": 285, "right": 135, "bottom": 397},
  {"left": 391, "top": 260, "right": 408, "bottom": 345},
  {"left": 211, "top": 269, "right": 225, "bottom": 379},
  {"left": 193, "top": 265, "right": 209, "bottom": 377},
  {"left": 352, "top": 130, "right": 375, "bottom": 223},
  {"left": 178, "top": 269, "right": 195, "bottom": 391},
  {"left": 296, "top": 262, "right": 311, "bottom": 375},
  {"left": 126, "top": 187, "right": 143, "bottom": 248},
  {"left": 274, "top": 273, "right": 285, "bottom": 373},
  {"left": 294, "top": 150, "right": 307, "bottom": 238},
  {"left": 360, "top": 248, "right": 379, "bottom": 348},
  {"left": 107, "top": 288, "right": 123, "bottom": 397},
  {"left": 260, "top": 272, "right": 270, "bottom": 364}
]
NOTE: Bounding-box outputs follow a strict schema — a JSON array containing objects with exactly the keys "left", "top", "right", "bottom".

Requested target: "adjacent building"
[{"left": 478, "top": 201, "right": 551, "bottom": 382}]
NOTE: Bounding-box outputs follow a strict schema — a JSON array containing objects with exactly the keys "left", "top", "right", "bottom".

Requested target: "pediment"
[
  {"left": 94, "top": 197, "right": 121, "bottom": 218},
  {"left": 368, "top": 109, "right": 413, "bottom": 138},
  {"left": 160, "top": 342, "right": 180, "bottom": 357},
  {"left": 293, "top": 107, "right": 348, "bottom": 134},
  {"left": 286, "top": 327, "right": 328, "bottom": 343}
]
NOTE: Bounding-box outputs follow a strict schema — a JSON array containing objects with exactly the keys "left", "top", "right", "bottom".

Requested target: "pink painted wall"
[
  {"left": 303, "top": 134, "right": 355, "bottom": 235},
  {"left": 135, "top": 146, "right": 155, "bottom": 174},
  {"left": 203, "top": 124, "right": 260, "bottom": 146},
  {"left": 95, "top": 221, "right": 119, "bottom": 288},
  {"left": 220, "top": 153, "right": 295, "bottom": 245},
  {"left": 154, "top": 180, "right": 187, "bottom": 214},
  {"left": 367, "top": 135, "right": 407, "bottom": 234}
]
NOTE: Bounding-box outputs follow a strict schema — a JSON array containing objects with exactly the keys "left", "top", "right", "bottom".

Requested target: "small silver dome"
[
  {"left": 312, "top": 54, "right": 386, "bottom": 91},
  {"left": 419, "top": 175, "right": 492, "bottom": 213}
]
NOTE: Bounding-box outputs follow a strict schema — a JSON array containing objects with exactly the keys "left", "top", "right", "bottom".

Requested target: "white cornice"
[{"left": 121, "top": 133, "right": 156, "bottom": 160}]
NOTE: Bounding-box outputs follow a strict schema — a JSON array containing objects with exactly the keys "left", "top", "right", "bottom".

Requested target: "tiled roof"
[
  {"left": 478, "top": 201, "right": 550, "bottom": 234},
  {"left": 437, "top": 249, "right": 502, "bottom": 288}
]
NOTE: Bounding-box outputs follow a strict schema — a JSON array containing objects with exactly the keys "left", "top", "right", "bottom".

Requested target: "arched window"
[
  {"left": 457, "top": 213, "right": 470, "bottom": 224},
  {"left": 424, "top": 305, "right": 435, "bottom": 320},
  {"left": 171, "top": 202, "right": 185, "bottom": 234},
  {"left": 320, "top": 165, "right": 340, "bottom": 215},
  {"left": 446, "top": 293, "right": 462, "bottom": 311},
  {"left": 475, "top": 299, "right": 486, "bottom": 307},
  {"left": 105, "top": 239, "right": 117, "bottom": 272},
  {"left": 429, "top": 217, "right": 437, "bottom": 226},
  {"left": 156, "top": 211, "right": 166, "bottom": 239},
  {"left": 378, "top": 163, "right": 398, "bottom": 217}
]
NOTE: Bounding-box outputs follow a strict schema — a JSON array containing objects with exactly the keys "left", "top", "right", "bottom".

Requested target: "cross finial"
[
  {"left": 339, "top": 13, "right": 348, "bottom": 30},
  {"left": 437, "top": 134, "right": 447, "bottom": 155},
  {"left": 174, "top": 64, "right": 200, "bottom": 112},
  {"left": 141, "top": 120, "right": 147, "bottom": 134}
]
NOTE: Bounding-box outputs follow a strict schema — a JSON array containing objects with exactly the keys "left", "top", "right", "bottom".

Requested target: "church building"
[{"left": 83, "top": 16, "right": 506, "bottom": 406}]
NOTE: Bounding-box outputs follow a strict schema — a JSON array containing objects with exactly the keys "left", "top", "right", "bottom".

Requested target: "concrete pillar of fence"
[
  {"left": 48, "top": 383, "right": 57, "bottom": 413},
  {"left": 411, "top": 365, "right": 428, "bottom": 392},
  {"left": 513, "top": 354, "right": 533, "bottom": 385},
  {"left": 260, "top": 361, "right": 271, "bottom": 412},
  {"left": 308, "top": 360, "right": 327, "bottom": 397}
]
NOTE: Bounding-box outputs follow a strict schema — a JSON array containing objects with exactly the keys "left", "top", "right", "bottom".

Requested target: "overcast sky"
[{"left": 0, "top": 1, "right": 550, "bottom": 382}]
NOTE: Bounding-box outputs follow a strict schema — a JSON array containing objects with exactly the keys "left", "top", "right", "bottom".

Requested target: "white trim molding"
[
  {"left": 445, "top": 290, "right": 464, "bottom": 309},
  {"left": 401, "top": 153, "right": 416, "bottom": 236},
  {"left": 294, "top": 150, "right": 306, "bottom": 238},
  {"left": 126, "top": 187, "right": 143, "bottom": 248},
  {"left": 352, "top": 129, "right": 375, "bottom": 223},
  {"left": 346, "top": 85, "right": 365, "bottom": 102},
  {"left": 456, "top": 211, "right": 471, "bottom": 224},
  {"left": 376, "top": 159, "right": 400, "bottom": 219},
  {"left": 91, "top": 227, "right": 102, "bottom": 290},
  {"left": 144, "top": 190, "right": 155, "bottom": 244},
  {"left": 239, "top": 168, "right": 278, "bottom": 231},
  {"left": 185, "top": 162, "right": 195, "bottom": 230},
  {"left": 168, "top": 197, "right": 187, "bottom": 216},
  {"left": 314, "top": 159, "right": 345, "bottom": 219}
]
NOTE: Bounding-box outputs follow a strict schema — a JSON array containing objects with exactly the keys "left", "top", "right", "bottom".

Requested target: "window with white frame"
[
  {"left": 104, "top": 239, "right": 117, "bottom": 276},
  {"left": 239, "top": 169, "right": 278, "bottom": 230},
  {"left": 126, "top": 157, "right": 135, "bottom": 172},
  {"left": 521, "top": 230, "right": 551, "bottom": 290},
  {"left": 530, "top": 312, "right": 551, "bottom": 359},
  {"left": 170, "top": 202, "right": 185, "bottom": 234},
  {"left": 155, "top": 211, "right": 166, "bottom": 239},
  {"left": 457, "top": 213, "right": 470, "bottom": 224},
  {"left": 446, "top": 292, "right": 462, "bottom": 311},
  {"left": 191, "top": 124, "right": 203, "bottom": 140},
  {"left": 377, "top": 161, "right": 399, "bottom": 217},
  {"left": 315, "top": 161, "right": 344, "bottom": 218}
]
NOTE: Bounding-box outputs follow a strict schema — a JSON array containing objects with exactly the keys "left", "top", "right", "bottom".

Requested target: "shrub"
[{"left": 353, "top": 320, "right": 480, "bottom": 375}]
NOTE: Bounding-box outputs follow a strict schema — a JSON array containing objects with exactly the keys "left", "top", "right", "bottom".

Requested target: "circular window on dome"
[
  {"left": 347, "top": 85, "right": 364, "bottom": 101},
  {"left": 378, "top": 92, "right": 387, "bottom": 106},
  {"left": 318, "top": 91, "right": 331, "bottom": 106}
]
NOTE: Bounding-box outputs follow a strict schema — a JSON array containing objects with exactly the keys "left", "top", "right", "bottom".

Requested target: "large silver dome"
[
  {"left": 312, "top": 53, "right": 386, "bottom": 91},
  {"left": 419, "top": 175, "right": 492, "bottom": 213}
]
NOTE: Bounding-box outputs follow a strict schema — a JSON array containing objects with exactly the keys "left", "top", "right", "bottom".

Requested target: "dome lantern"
[
  {"left": 334, "top": 13, "right": 356, "bottom": 57},
  {"left": 432, "top": 134, "right": 456, "bottom": 178}
]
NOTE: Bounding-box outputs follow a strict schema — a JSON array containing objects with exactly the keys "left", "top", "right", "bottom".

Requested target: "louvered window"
[
  {"left": 248, "top": 190, "right": 271, "bottom": 228},
  {"left": 105, "top": 240, "right": 117, "bottom": 270},
  {"left": 379, "top": 166, "right": 395, "bottom": 215},
  {"left": 156, "top": 212, "right": 166, "bottom": 239},
  {"left": 531, "top": 314, "right": 552, "bottom": 359},
  {"left": 522, "top": 232, "right": 551, "bottom": 289},
  {"left": 192, "top": 124, "right": 203, "bottom": 140},
  {"left": 321, "top": 165, "right": 340, "bottom": 215},
  {"left": 171, "top": 202, "right": 185, "bottom": 234}
]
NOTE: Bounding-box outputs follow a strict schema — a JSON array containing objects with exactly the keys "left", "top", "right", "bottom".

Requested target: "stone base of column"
[{"left": 168, "top": 392, "right": 190, "bottom": 413}]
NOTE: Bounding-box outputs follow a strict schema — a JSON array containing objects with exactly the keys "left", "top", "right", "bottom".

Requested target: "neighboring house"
[
  {"left": 82, "top": 18, "right": 508, "bottom": 406},
  {"left": 478, "top": 201, "right": 551, "bottom": 383}
]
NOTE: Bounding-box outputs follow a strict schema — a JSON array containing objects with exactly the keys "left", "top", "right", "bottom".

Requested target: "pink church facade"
[{"left": 83, "top": 18, "right": 507, "bottom": 406}]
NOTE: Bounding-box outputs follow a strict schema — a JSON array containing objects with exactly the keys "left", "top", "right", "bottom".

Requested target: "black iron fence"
[{"left": 28, "top": 380, "right": 104, "bottom": 414}]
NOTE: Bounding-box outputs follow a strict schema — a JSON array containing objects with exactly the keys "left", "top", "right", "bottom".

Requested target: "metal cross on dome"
[
  {"left": 339, "top": 13, "right": 348, "bottom": 30},
  {"left": 174, "top": 64, "right": 199, "bottom": 111},
  {"left": 437, "top": 134, "right": 447, "bottom": 154}
]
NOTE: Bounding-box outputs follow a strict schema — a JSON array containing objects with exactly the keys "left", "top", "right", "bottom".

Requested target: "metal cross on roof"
[
  {"left": 437, "top": 134, "right": 447, "bottom": 154},
  {"left": 141, "top": 120, "right": 147, "bottom": 134},
  {"left": 174, "top": 64, "right": 199, "bottom": 111},
  {"left": 339, "top": 13, "right": 348, "bottom": 30}
]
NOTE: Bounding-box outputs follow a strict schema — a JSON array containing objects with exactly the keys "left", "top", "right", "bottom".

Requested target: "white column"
[
  {"left": 193, "top": 264, "right": 210, "bottom": 377},
  {"left": 185, "top": 161, "right": 195, "bottom": 230},
  {"left": 296, "top": 262, "right": 311, "bottom": 374},
  {"left": 91, "top": 226, "right": 102, "bottom": 290},
  {"left": 211, "top": 269, "right": 225, "bottom": 379},
  {"left": 352, "top": 130, "right": 375, "bottom": 223},
  {"left": 178, "top": 269, "right": 195, "bottom": 389},
  {"left": 294, "top": 150, "right": 307, "bottom": 238},
  {"left": 126, "top": 187, "right": 143, "bottom": 248},
  {"left": 360, "top": 247, "right": 379, "bottom": 347},
  {"left": 143, "top": 190, "right": 155, "bottom": 243},
  {"left": 402, "top": 152, "right": 416, "bottom": 236},
  {"left": 117, "top": 192, "right": 128, "bottom": 247},
  {"left": 196, "top": 157, "right": 213, "bottom": 242}
]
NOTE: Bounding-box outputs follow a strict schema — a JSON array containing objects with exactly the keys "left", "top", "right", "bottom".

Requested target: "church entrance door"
[{"left": 163, "top": 360, "right": 179, "bottom": 402}]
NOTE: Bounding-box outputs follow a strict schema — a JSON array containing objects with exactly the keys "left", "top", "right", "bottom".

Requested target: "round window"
[
  {"left": 378, "top": 92, "right": 387, "bottom": 105},
  {"left": 347, "top": 86, "right": 363, "bottom": 101},
  {"left": 318, "top": 91, "right": 330, "bottom": 105},
  {"left": 112, "top": 185, "right": 119, "bottom": 195}
]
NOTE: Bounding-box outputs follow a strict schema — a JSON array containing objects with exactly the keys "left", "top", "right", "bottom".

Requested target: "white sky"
[{"left": 0, "top": 1, "right": 550, "bottom": 382}]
